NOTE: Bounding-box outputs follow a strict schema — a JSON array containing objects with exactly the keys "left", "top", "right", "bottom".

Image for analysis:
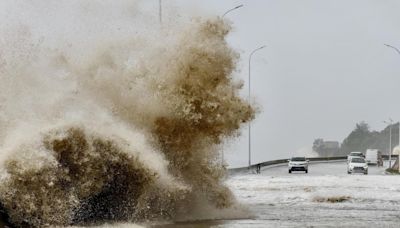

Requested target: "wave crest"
[{"left": 0, "top": 7, "right": 255, "bottom": 226}]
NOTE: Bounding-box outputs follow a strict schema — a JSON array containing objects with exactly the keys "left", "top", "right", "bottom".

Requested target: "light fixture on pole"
[
  {"left": 384, "top": 44, "right": 400, "bottom": 55},
  {"left": 248, "top": 45, "right": 266, "bottom": 168},
  {"left": 222, "top": 4, "right": 244, "bottom": 18}
]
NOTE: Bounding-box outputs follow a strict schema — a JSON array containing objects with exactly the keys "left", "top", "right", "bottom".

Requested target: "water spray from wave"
[{"left": 0, "top": 1, "right": 255, "bottom": 227}]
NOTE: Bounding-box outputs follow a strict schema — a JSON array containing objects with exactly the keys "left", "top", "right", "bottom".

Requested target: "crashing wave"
[{"left": 0, "top": 1, "right": 255, "bottom": 227}]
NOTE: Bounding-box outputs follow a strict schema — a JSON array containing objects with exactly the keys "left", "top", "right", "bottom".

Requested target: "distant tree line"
[
  {"left": 313, "top": 121, "right": 400, "bottom": 156},
  {"left": 312, "top": 139, "right": 340, "bottom": 157}
]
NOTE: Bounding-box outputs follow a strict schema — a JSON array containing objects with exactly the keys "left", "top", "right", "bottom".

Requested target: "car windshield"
[
  {"left": 291, "top": 157, "right": 306, "bottom": 161},
  {"left": 350, "top": 152, "right": 362, "bottom": 156},
  {"left": 351, "top": 158, "right": 365, "bottom": 163}
]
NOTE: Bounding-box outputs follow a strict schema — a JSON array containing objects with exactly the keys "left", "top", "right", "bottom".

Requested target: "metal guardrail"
[
  {"left": 228, "top": 155, "right": 399, "bottom": 175},
  {"left": 382, "top": 154, "right": 399, "bottom": 159}
]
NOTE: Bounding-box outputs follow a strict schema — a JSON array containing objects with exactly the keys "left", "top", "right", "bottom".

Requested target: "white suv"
[
  {"left": 347, "top": 152, "right": 364, "bottom": 163},
  {"left": 347, "top": 157, "right": 368, "bottom": 175},
  {"left": 288, "top": 157, "right": 309, "bottom": 173}
]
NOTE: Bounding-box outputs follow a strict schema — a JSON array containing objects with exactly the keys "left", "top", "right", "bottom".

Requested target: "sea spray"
[
  {"left": 0, "top": 1, "right": 255, "bottom": 226},
  {"left": 152, "top": 18, "right": 254, "bottom": 210}
]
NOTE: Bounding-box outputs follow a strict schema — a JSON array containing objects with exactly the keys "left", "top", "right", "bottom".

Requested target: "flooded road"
[{"left": 153, "top": 161, "right": 400, "bottom": 228}]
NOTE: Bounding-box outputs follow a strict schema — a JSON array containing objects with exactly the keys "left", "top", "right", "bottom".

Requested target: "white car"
[
  {"left": 347, "top": 157, "right": 368, "bottom": 175},
  {"left": 347, "top": 151, "right": 364, "bottom": 163},
  {"left": 288, "top": 157, "right": 309, "bottom": 173}
]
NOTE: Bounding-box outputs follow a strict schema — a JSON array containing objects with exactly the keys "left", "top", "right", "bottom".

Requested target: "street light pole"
[
  {"left": 384, "top": 119, "right": 394, "bottom": 168},
  {"left": 159, "top": 0, "right": 162, "bottom": 24},
  {"left": 389, "top": 124, "right": 392, "bottom": 168},
  {"left": 219, "top": 4, "right": 244, "bottom": 168},
  {"left": 222, "top": 4, "right": 244, "bottom": 18},
  {"left": 248, "top": 45, "right": 266, "bottom": 168},
  {"left": 384, "top": 44, "right": 400, "bottom": 170}
]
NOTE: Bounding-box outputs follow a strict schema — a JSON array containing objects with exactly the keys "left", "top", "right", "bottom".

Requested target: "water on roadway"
[{"left": 154, "top": 160, "right": 400, "bottom": 228}]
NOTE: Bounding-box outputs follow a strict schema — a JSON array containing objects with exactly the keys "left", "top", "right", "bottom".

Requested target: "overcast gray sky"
[{"left": 159, "top": 0, "right": 400, "bottom": 167}]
